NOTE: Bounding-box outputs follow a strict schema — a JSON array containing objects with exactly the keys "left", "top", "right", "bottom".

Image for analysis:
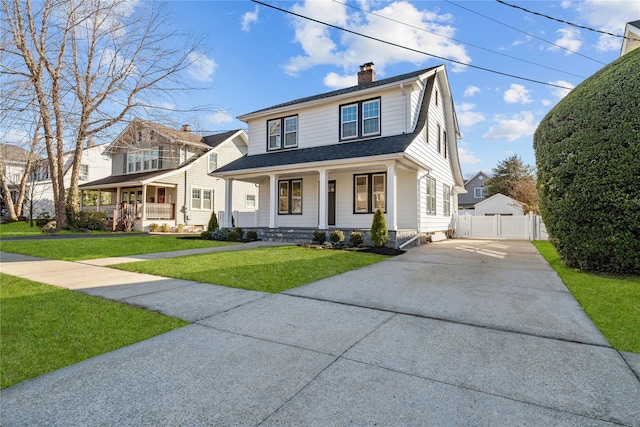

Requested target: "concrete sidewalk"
[{"left": 1, "top": 240, "right": 639, "bottom": 426}]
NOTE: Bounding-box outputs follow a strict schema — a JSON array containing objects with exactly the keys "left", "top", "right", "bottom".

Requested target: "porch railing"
[{"left": 145, "top": 203, "right": 175, "bottom": 220}]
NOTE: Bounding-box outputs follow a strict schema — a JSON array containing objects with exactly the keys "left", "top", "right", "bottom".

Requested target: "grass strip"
[
  {"left": 0, "top": 273, "right": 188, "bottom": 389},
  {"left": 113, "top": 245, "right": 388, "bottom": 293},
  {"left": 0, "top": 235, "right": 236, "bottom": 261},
  {"left": 533, "top": 241, "right": 640, "bottom": 353}
]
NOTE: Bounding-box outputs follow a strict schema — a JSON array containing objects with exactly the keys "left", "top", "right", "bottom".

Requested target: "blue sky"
[
  {"left": 5, "top": 0, "right": 637, "bottom": 178},
  {"left": 168, "top": 0, "right": 636, "bottom": 178}
]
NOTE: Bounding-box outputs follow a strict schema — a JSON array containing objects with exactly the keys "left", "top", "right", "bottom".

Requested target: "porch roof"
[
  {"left": 214, "top": 133, "right": 415, "bottom": 175},
  {"left": 78, "top": 169, "right": 171, "bottom": 190}
]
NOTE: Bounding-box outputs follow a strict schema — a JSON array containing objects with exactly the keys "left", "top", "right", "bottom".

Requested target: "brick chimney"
[
  {"left": 357, "top": 62, "right": 376, "bottom": 84},
  {"left": 181, "top": 124, "right": 191, "bottom": 132},
  {"left": 86, "top": 137, "right": 95, "bottom": 148}
]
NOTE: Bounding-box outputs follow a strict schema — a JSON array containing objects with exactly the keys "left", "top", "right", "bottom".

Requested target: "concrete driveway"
[{"left": 1, "top": 240, "right": 639, "bottom": 426}]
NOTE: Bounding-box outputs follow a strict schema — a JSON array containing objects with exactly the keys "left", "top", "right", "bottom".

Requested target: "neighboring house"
[
  {"left": 458, "top": 171, "right": 490, "bottom": 213},
  {"left": 79, "top": 119, "right": 257, "bottom": 231},
  {"left": 0, "top": 143, "right": 32, "bottom": 218},
  {"left": 621, "top": 20, "right": 640, "bottom": 56},
  {"left": 213, "top": 63, "right": 466, "bottom": 247},
  {"left": 29, "top": 141, "right": 112, "bottom": 217},
  {"left": 473, "top": 193, "right": 524, "bottom": 216}
]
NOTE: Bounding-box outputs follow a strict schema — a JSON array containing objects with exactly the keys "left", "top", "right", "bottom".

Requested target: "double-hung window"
[
  {"left": 474, "top": 187, "right": 486, "bottom": 198},
  {"left": 79, "top": 165, "right": 89, "bottom": 181},
  {"left": 278, "top": 179, "right": 302, "bottom": 214},
  {"left": 191, "top": 188, "right": 201, "bottom": 210},
  {"left": 191, "top": 188, "right": 213, "bottom": 210},
  {"left": 443, "top": 184, "right": 451, "bottom": 216},
  {"left": 208, "top": 153, "right": 218, "bottom": 172},
  {"left": 354, "top": 172, "right": 386, "bottom": 213},
  {"left": 268, "top": 116, "right": 298, "bottom": 151},
  {"left": 340, "top": 98, "right": 380, "bottom": 140},
  {"left": 128, "top": 148, "right": 160, "bottom": 173},
  {"left": 202, "top": 190, "right": 212, "bottom": 210},
  {"left": 426, "top": 176, "right": 436, "bottom": 215},
  {"left": 437, "top": 124, "right": 442, "bottom": 154}
]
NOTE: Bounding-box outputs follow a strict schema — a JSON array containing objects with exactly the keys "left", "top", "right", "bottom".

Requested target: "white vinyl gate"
[{"left": 455, "top": 213, "right": 548, "bottom": 240}]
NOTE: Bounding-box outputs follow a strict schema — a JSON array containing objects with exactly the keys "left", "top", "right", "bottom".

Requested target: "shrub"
[
  {"left": 207, "top": 211, "right": 219, "bottom": 232},
  {"left": 370, "top": 209, "right": 389, "bottom": 247},
  {"left": 534, "top": 48, "right": 640, "bottom": 274},
  {"left": 200, "top": 231, "right": 214, "bottom": 240},
  {"left": 246, "top": 230, "right": 258, "bottom": 241},
  {"left": 330, "top": 230, "right": 345, "bottom": 243},
  {"left": 226, "top": 230, "right": 241, "bottom": 241},
  {"left": 175, "top": 224, "right": 185, "bottom": 233},
  {"left": 68, "top": 211, "right": 105, "bottom": 232},
  {"left": 160, "top": 223, "right": 171, "bottom": 233},
  {"left": 312, "top": 230, "right": 327, "bottom": 244},
  {"left": 35, "top": 211, "right": 53, "bottom": 227},
  {"left": 148, "top": 223, "right": 160, "bottom": 232},
  {"left": 211, "top": 228, "right": 228, "bottom": 240},
  {"left": 233, "top": 227, "right": 244, "bottom": 239},
  {"left": 349, "top": 231, "right": 364, "bottom": 247}
]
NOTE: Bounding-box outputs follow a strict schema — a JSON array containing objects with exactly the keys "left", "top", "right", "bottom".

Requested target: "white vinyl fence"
[{"left": 455, "top": 213, "right": 548, "bottom": 240}]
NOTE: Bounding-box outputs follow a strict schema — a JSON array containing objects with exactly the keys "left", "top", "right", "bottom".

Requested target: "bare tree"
[{"left": 1, "top": 0, "right": 199, "bottom": 229}]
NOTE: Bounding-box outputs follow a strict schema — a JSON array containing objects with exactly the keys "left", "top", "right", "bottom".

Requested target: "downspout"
[{"left": 183, "top": 170, "right": 188, "bottom": 224}]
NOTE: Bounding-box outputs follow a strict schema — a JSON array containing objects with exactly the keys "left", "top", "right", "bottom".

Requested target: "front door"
[{"left": 328, "top": 180, "right": 336, "bottom": 226}]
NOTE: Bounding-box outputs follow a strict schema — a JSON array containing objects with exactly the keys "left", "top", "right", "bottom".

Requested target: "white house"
[
  {"left": 79, "top": 119, "right": 258, "bottom": 231},
  {"left": 458, "top": 171, "right": 490, "bottom": 214},
  {"left": 473, "top": 193, "right": 524, "bottom": 216},
  {"left": 213, "top": 63, "right": 466, "bottom": 247},
  {"left": 621, "top": 20, "right": 640, "bottom": 57}
]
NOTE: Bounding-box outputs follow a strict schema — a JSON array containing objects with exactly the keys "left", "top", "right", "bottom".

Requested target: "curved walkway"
[{"left": 1, "top": 239, "right": 639, "bottom": 426}]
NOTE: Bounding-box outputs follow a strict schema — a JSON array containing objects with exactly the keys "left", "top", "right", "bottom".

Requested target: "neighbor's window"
[
  {"left": 79, "top": 164, "right": 89, "bottom": 181},
  {"left": 268, "top": 115, "right": 297, "bottom": 151},
  {"left": 426, "top": 176, "right": 436, "bottom": 215},
  {"left": 474, "top": 187, "right": 486, "bottom": 198},
  {"left": 443, "top": 184, "right": 451, "bottom": 216},
  {"left": 191, "top": 188, "right": 201, "bottom": 210},
  {"left": 128, "top": 149, "right": 160, "bottom": 173},
  {"left": 278, "top": 179, "right": 302, "bottom": 214},
  {"left": 208, "top": 152, "right": 218, "bottom": 172},
  {"left": 202, "top": 190, "right": 212, "bottom": 210},
  {"left": 340, "top": 98, "right": 380, "bottom": 140},
  {"left": 246, "top": 194, "right": 256, "bottom": 208},
  {"left": 354, "top": 172, "right": 386, "bottom": 214}
]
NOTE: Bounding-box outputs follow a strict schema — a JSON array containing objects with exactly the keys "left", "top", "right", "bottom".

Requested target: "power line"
[
  {"left": 444, "top": 0, "right": 606, "bottom": 65},
  {"left": 251, "top": 0, "right": 575, "bottom": 90},
  {"left": 495, "top": 0, "right": 637, "bottom": 41},
  {"left": 331, "top": 0, "right": 586, "bottom": 79}
]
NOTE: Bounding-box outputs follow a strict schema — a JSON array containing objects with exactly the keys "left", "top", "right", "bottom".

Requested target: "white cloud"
[
  {"left": 323, "top": 72, "right": 357, "bottom": 89},
  {"left": 206, "top": 111, "right": 234, "bottom": 124},
  {"left": 457, "top": 141, "right": 482, "bottom": 165},
  {"left": 241, "top": 6, "right": 259, "bottom": 32},
  {"left": 541, "top": 99, "right": 552, "bottom": 106},
  {"left": 548, "top": 28, "right": 582, "bottom": 54},
  {"left": 483, "top": 111, "right": 538, "bottom": 142},
  {"left": 503, "top": 84, "right": 532, "bottom": 104},
  {"left": 463, "top": 85, "right": 480, "bottom": 97},
  {"left": 284, "top": 0, "right": 470, "bottom": 81},
  {"left": 187, "top": 52, "right": 217, "bottom": 82},
  {"left": 572, "top": 0, "right": 638, "bottom": 52},
  {"left": 549, "top": 80, "right": 575, "bottom": 99},
  {"left": 456, "top": 103, "right": 485, "bottom": 127}
]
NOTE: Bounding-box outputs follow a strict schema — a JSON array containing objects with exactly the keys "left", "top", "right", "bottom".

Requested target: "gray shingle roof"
[
  {"left": 202, "top": 130, "right": 243, "bottom": 148},
  {"left": 216, "top": 70, "right": 436, "bottom": 174}
]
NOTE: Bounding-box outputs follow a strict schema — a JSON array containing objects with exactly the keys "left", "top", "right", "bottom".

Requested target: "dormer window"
[
  {"left": 268, "top": 115, "right": 298, "bottom": 151},
  {"left": 340, "top": 98, "right": 380, "bottom": 141},
  {"left": 128, "top": 148, "right": 160, "bottom": 173}
]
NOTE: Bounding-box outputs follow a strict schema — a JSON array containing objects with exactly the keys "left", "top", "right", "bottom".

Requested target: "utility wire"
[
  {"left": 251, "top": 0, "right": 574, "bottom": 90},
  {"left": 331, "top": 0, "right": 586, "bottom": 79},
  {"left": 444, "top": 0, "right": 606, "bottom": 65},
  {"left": 495, "top": 0, "right": 638, "bottom": 41}
]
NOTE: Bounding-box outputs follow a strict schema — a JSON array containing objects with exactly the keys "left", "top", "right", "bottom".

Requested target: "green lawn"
[
  {"left": 533, "top": 241, "right": 640, "bottom": 353},
  {"left": 0, "top": 235, "right": 237, "bottom": 261},
  {"left": 0, "top": 273, "right": 188, "bottom": 389},
  {"left": 113, "top": 246, "right": 389, "bottom": 293}
]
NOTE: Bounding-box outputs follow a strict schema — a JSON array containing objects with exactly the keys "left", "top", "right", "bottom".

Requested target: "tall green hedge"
[{"left": 534, "top": 48, "right": 640, "bottom": 274}]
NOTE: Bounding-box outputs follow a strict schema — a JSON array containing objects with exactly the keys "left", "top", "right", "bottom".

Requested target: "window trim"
[
  {"left": 191, "top": 187, "right": 213, "bottom": 211},
  {"left": 339, "top": 97, "right": 381, "bottom": 141},
  {"left": 278, "top": 179, "right": 302, "bottom": 215},
  {"left": 267, "top": 115, "right": 298, "bottom": 151},
  {"left": 246, "top": 194, "right": 256, "bottom": 208},
  {"left": 128, "top": 148, "right": 160, "bottom": 173},
  {"left": 79, "top": 164, "right": 89, "bottom": 181},
  {"left": 443, "top": 184, "right": 451, "bottom": 216},
  {"left": 208, "top": 152, "right": 218, "bottom": 173},
  {"left": 353, "top": 172, "right": 386, "bottom": 214},
  {"left": 474, "top": 187, "right": 486, "bottom": 199},
  {"left": 426, "top": 176, "right": 436, "bottom": 215},
  {"left": 437, "top": 124, "right": 442, "bottom": 154}
]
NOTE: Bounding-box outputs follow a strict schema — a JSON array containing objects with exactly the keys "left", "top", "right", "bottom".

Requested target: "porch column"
[
  {"left": 269, "top": 173, "right": 278, "bottom": 229},
  {"left": 97, "top": 190, "right": 101, "bottom": 212},
  {"left": 141, "top": 185, "right": 147, "bottom": 220},
  {"left": 318, "top": 168, "right": 328, "bottom": 229},
  {"left": 223, "top": 178, "right": 234, "bottom": 228},
  {"left": 387, "top": 163, "right": 398, "bottom": 231}
]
